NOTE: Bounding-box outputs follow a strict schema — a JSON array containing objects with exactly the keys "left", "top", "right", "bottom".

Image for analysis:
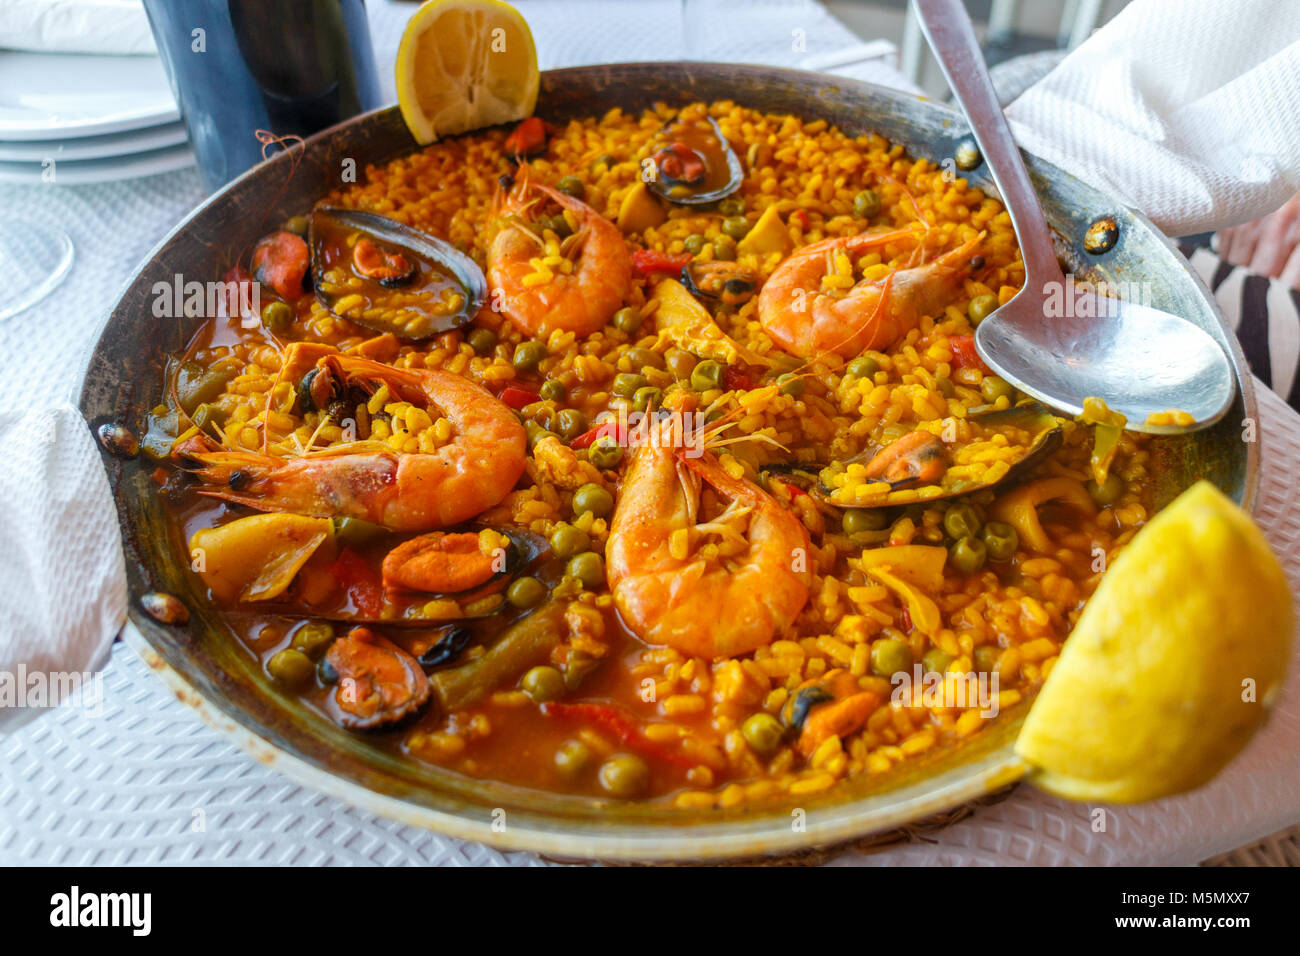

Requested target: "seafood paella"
[{"left": 143, "top": 101, "right": 1156, "bottom": 808}]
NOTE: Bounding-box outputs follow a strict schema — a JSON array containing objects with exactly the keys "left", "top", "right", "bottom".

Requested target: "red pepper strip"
[
  {"left": 503, "top": 116, "right": 553, "bottom": 157},
  {"left": 330, "top": 548, "right": 384, "bottom": 619},
  {"left": 722, "top": 364, "right": 756, "bottom": 391},
  {"left": 541, "top": 701, "right": 697, "bottom": 768},
  {"left": 949, "top": 334, "right": 991, "bottom": 374},
  {"left": 899, "top": 608, "right": 913, "bottom": 633},
  {"left": 632, "top": 249, "right": 693, "bottom": 279},
  {"left": 569, "top": 421, "right": 620, "bottom": 450},
  {"left": 498, "top": 386, "right": 539, "bottom": 411}
]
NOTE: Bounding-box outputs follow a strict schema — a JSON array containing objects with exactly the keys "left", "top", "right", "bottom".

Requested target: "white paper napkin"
[
  {"left": 0, "top": 0, "right": 155, "bottom": 55},
  {"left": 0, "top": 404, "right": 124, "bottom": 733},
  {"left": 1006, "top": 0, "right": 1300, "bottom": 237}
]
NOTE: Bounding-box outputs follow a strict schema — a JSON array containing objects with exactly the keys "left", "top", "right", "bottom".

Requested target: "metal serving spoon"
[{"left": 912, "top": 0, "right": 1234, "bottom": 434}]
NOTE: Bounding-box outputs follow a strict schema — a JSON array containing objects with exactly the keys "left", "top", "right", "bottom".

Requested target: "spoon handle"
[{"left": 911, "top": 0, "right": 1061, "bottom": 284}]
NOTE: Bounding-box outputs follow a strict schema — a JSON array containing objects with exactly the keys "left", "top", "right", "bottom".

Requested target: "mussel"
[
  {"left": 309, "top": 206, "right": 487, "bottom": 340},
  {"left": 681, "top": 260, "right": 759, "bottom": 307},
  {"left": 322, "top": 627, "right": 431, "bottom": 730},
  {"left": 772, "top": 402, "right": 1065, "bottom": 509},
  {"left": 645, "top": 115, "right": 743, "bottom": 206}
]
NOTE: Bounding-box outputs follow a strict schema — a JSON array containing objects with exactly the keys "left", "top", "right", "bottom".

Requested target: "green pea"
[
  {"left": 571, "top": 483, "right": 613, "bottom": 519},
  {"left": 626, "top": 347, "right": 665, "bottom": 371},
  {"left": 565, "top": 551, "right": 606, "bottom": 589},
  {"left": 870, "top": 638, "right": 913, "bottom": 677},
  {"left": 556, "top": 176, "right": 585, "bottom": 198},
  {"left": 282, "top": 215, "right": 310, "bottom": 237},
  {"left": 290, "top": 621, "right": 335, "bottom": 659},
  {"left": 539, "top": 378, "right": 567, "bottom": 402},
  {"left": 842, "top": 508, "right": 888, "bottom": 535},
  {"left": 853, "top": 189, "right": 881, "bottom": 219},
  {"left": 591, "top": 154, "right": 617, "bottom": 173},
  {"left": 690, "top": 359, "right": 724, "bottom": 391},
  {"left": 943, "top": 502, "right": 982, "bottom": 540},
  {"left": 665, "top": 348, "right": 697, "bottom": 379},
  {"left": 512, "top": 341, "right": 547, "bottom": 371},
  {"left": 846, "top": 355, "right": 880, "bottom": 380},
  {"left": 722, "top": 216, "right": 751, "bottom": 240},
  {"left": 922, "top": 647, "right": 955, "bottom": 675},
  {"left": 524, "top": 419, "right": 550, "bottom": 450},
  {"left": 506, "top": 576, "right": 547, "bottom": 609},
  {"left": 467, "top": 327, "right": 498, "bottom": 355},
  {"left": 549, "top": 523, "right": 591, "bottom": 559},
  {"left": 683, "top": 234, "right": 707, "bottom": 255},
  {"left": 633, "top": 385, "right": 662, "bottom": 411},
  {"left": 935, "top": 376, "right": 956, "bottom": 398},
  {"left": 968, "top": 293, "right": 999, "bottom": 325},
  {"left": 974, "top": 644, "right": 1001, "bottom": 673},
  {"left": 612, "top": 372, "right": 648, "bottom": 398},
  {"left": 981, "top": 521, "right": 1019, "bottom": 562},
  {"left": 556, "top": 408, "right": 587, "bottom": 440},
  {"left": 521, "top": 665, "right": 565, "bottom": 701},
  {"left": 980, "top": 375, "right": 1014, "bottom": 404},
  {"left": 949, "top": 535, "right": 988, "bottom": 575},
  {"left": 1088, "top": 473, "right": 1125, "bottom": 507},
  {"left": 587, "top": 436, "right": 624, "bottom": 469},
  {"left": 718, "top": 198, "right": 745, "bottom": 217},
  {"left": 544, "top": 213, "right": 572, "bottom": 238},
  {"left": 613, "top": 306, "right": 642, "bottom": 334},
  {"left": 260, "top": 300, "right": 294, "bottom": 332},
  {"left": 776, "top": 373, "right": 804, "bottom": 397},
  {"left": 711, "top": 237, "right": 737, "bottom": 262},
  {"left": 741, "top": 712, "right": 785, "bottom": 757},
  {"left": 554, "top": 739, "right": 592, "bottom": 777},
  {"left": 268, "top": 648, "right": 314, "bottom": 687},
  {"left": 598, "top": 754, "right": 650, "bottom": 797}
]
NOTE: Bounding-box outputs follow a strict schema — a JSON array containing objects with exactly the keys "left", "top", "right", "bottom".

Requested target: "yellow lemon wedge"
[
  {"left": 395, "top": 0, "right": 539, "bottom": 145},
  {"left": 1015, "top": 480, "right": 1292, "bottom": 803}
]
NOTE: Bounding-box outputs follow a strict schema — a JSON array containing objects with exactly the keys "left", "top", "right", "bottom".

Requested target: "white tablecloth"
[{"left": 0, "top": 0, "right": 1296, "bottom": 867}]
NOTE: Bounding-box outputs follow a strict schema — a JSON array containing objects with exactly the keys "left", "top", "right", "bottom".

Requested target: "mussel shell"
[
  {"left": 796, "top": 402, "right": 1065, "bottom": 509},
  {"left": 681, "top": 261, "right": 758, "bottom": 306},
  {"left": 309, "top": 206, "right": 487, "bottom": 340},
  {"left": 646, "top": 116, "right": 743, "bottom": 206}
]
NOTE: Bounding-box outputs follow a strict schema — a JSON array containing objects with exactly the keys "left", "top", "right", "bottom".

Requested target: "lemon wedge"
[
  {"left": 395, "top": 0, "right": 539, "bottom": 145},
  {"left": 1016, "top": 480, "right": 1292, "bottom": 803}
]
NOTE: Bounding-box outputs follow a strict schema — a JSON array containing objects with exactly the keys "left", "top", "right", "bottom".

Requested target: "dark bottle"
[{"left": 144, "top": 0, "right": 383, "bottom": 193}]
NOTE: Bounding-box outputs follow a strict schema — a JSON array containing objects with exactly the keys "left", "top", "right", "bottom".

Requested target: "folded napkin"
[
  {"left": 0, "top": 404, "right": 124, "bottom": 733},
  {"left": 0, "top": 0, "right": 155, "bottom": 55},
  {"left": 1006, "top": 0, "right": 1300, "bottom": 237}
]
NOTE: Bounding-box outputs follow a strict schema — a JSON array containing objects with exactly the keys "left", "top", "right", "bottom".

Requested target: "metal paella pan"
[{"left": 80, "top": 63, "right": 1257, "bottom": 862}]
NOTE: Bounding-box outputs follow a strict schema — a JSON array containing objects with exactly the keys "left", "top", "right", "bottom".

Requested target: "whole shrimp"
[
  {"left": 176, "top": 350, "right": 526, "bottom": 532},
  {"left": 487, "top": 171, "right": 633, "bottom": 337},
  {"left": 759, "top": 229, "right": 985, "bottom": 359},
  {"left": 605, "top": 399, "right": 811, "bottom": 659}
]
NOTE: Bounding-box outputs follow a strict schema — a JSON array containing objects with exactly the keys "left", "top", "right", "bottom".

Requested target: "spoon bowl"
[
  {"left": 976, "top": 286, "right": 1237, "bottom": 434},
  {"left": 915, "top": 0, "right": 1235, "bottom": 433}
]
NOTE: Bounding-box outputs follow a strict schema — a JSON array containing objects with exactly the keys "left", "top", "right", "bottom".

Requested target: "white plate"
[
  {"left": 0, "top": 52, "right": 179, "bottom": 141},
  {"left": 0, "top": 121, "right": 188, "bottom": 162},
  {"left": 0, "top": 142, "right": 194, "bottom": 185}
]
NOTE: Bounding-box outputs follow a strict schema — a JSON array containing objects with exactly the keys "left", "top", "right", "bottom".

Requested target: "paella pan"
[{"left": 81, "top": 62, "right": 1259, "bottom": 861}]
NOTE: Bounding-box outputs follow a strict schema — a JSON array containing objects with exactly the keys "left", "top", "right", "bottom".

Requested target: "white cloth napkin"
[
  {"left": 0, "top": 0, "right": 155, "bottom": 55},
  {"left": 0, "top": 0, "right": 1298, "bottom": 866},
  {"left": 1006, "top": 0, "right": 1300, "bottom": 237}
]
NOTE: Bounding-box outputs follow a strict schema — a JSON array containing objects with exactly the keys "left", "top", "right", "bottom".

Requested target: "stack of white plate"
[{"left": 0, "top": 51, "right": 194, "bottom": 185}]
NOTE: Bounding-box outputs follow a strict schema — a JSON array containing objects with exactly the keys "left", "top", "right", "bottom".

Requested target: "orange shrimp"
[
  {"left": 176, "top": 351, "right": 526, "bottom": 532},
  {"left": 605, "top": 404, "right": 811, "bottom": 659},
  {"left": 487, "top": 171, "right": 633, "bottom": 337},
  {"left": 758, "top": 230, "right": 985, "bottom": 359}
]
